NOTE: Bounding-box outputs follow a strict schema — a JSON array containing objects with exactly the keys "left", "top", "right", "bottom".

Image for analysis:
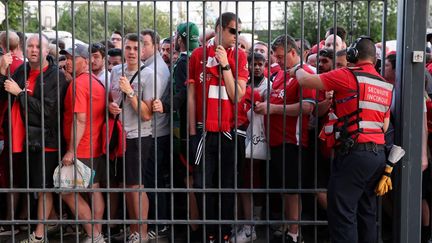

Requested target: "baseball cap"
[
  {"left": 59, "top": 43, "right": 89, "bottom": 59},
  {"left": 176, "top": 22, "right": 200, "bottom": 50}
]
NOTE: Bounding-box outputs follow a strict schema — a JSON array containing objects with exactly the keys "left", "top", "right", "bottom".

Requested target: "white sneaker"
[
  {"left": 230, "top": 225, "right": 256, "bottom": 243},
  {"left": 0, "top": 225, "right": 19, "bottom": 236},
  {"left": 127, "top": 232, "right": 149, "bottom": 243},
  {"left": 21, "top": 232, "right": 44, "bottom": 243},
  {"left": 82, "top": 233, "right": 106, "bottom": 243}
]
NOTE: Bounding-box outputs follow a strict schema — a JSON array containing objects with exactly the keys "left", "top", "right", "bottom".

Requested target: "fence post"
[{"left": 394, "top": 0, "right": 428, "bottom": 242}]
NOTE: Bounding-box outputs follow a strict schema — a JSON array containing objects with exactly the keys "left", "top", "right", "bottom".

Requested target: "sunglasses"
[{"left": 227, "top": 27, "right": 241, "bottom": 35}]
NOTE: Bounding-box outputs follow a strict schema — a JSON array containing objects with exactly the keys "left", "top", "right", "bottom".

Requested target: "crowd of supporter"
[{"left": 0, "top": 11, "right": 430, "bottom": 243}]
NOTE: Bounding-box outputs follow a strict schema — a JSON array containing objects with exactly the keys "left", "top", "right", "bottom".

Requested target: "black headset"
[{"left": 346, "top": 35, "right": 373, "bottom": 63}]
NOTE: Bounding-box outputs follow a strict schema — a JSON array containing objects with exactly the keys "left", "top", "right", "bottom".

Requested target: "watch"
[
  {"left": 127, "top": 90, "right": 135, "bottom": 98},
  {"left": 221, "top": 64, "right": 231, "bottom": 71}
]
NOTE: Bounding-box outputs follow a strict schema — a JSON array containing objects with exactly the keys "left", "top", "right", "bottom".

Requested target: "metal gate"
[{"left": 0, "top": 0, "right": 428, "bottom": 242}]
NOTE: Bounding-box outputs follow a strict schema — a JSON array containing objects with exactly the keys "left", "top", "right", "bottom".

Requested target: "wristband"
[{"left": 127, "top": 90, "right": 135, "bottom": 98}]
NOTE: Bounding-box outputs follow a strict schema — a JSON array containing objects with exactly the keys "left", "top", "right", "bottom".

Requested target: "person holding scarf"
[{"left": 187, "top": 12, "right": 249, "bottom": 241}]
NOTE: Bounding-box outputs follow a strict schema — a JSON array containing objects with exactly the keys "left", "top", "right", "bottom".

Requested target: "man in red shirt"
[
  {"left": 0, "top": 34, "right": 68, "bottom": 242},
  {"left": 60, "top": 44, "right": 106, "bottom": 243},
  {"left": 293, "top": 36, "right": 392, "bottom": 243},
  {"left": 188, "top": 12, "right": 249, "bottom": 240},
  {"left": 254, "top": 35, "right": 316, "bottom": 243}
]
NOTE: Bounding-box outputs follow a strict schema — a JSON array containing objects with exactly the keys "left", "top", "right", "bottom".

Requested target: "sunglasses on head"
[{"left": 227, "top": 27, "right": 241, "bottom": 35}]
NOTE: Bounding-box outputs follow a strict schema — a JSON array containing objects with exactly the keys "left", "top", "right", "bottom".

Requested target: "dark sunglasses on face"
[{"left": 227, "top": 27, "right": 241, "bottom": 35}]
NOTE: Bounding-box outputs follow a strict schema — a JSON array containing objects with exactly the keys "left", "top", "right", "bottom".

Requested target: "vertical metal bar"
[
  {"left": 169, "top": 0, "right": 174, "bottom": 241},
  {"left": 185, "top": 1, "right": 191, "bottom": 242},
  {"left": 217, "top": 1, "right": 222, "bottom": 239},
  {"left": 299, "top": 1, "right": 305, "bottom": 239},
  {"left": 394, "top": 0, "right": 427, "bottom": 242},
  {"left": 53, "top": 1, "right": 64, "bottom": 242},
  {"left": 120, "top": 2, "right": 127, "bottom": 241},
  {"left": 367, "top": 0, "right": 372, "bottom": 36},
  {"left": 37, "top": 0, "right": 48, "bottom": 239},
  {"left": 266, "top": 2, "right": 271, "bottom": 242},
  {"left": 52, "top": 0, "right": 63, "bottom": 243},
  {"left": 152, "top": 1, "right": 158, "bottom": 236},
  {"left": 201, "top": 1, "right": 207, "bottom": 240},
  {"left": 380, "top": 0, "right": 388, "bottom": 77},
  {"left": 137, "top": 0, "right": 143, "bottom": 238},
  {"left": 103, "top": 1, "right": 111, "bottom": 241},
  {"left": 70, "top": 1, "right": 79, "bottom": 241},
  {"left": 87, "top": 1, "right": 95, "bottom": 240},
  {"left": 21, "top": 0, "right": 30, "bottom": 237},
  {"left": 249, "top": 0, "right": 255, "bottom": 232},
  {"left": 376, "top": 2, "right": 388, "bottom": 242},
  {"left": 350, "top": 1, "right": 354, "bottom": 44},
  {"left": 314, "top": 3, "right": 322, "bottom": 242},
  {"left": 4, "top": 1, "right": 16, "bottom": 241},
  {"left": 282, "top": 2, "right": 287, "bottom": 238}
]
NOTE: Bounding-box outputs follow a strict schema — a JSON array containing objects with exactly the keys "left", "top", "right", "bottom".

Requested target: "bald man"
[{"left": 324, "top": 34, "right": 343, "bottom": 52}]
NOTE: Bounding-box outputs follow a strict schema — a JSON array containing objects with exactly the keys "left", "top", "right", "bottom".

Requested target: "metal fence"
[{"left": 0, "top": 0, "right": 428, "bottom": 242}]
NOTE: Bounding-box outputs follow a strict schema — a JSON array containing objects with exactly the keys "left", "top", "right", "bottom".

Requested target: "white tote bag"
[
  {"left": 245, "top": 110, "right": 269, "bottom": 160},
  {"left": 53, "top": 159, "right": 95, "bottom": 189}
]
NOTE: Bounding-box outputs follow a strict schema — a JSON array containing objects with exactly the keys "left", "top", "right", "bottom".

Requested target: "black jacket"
[{"left": 0, "top": 55, "right": 69, "bottom": 151}]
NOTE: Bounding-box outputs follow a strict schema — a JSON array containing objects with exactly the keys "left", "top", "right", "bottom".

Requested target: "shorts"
[
  {"left": 124, "top": 136, "right": 152, "bottom": 186},
  {"left": 78, "top": 156, "right": 107, "bottom": 184},
  {"left": 270, "top": 143, "right": 304, "bottom": 190},
  {"left": 29, "top": 151, "right": 59, "bottom": 189},
  {"left": 108, "top": 156, "right": 124, "bottom": 185}
]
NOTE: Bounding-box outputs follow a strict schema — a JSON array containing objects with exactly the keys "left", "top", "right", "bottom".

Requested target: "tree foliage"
[
  {"left": 252, "top": 0, "right": 397, "bottom": 45},
  {"left": 57, "top": 2, "right": 171, "bottom": 44},
  {"left": 0, "top": 1, "right": 40, "bottom": 32}
]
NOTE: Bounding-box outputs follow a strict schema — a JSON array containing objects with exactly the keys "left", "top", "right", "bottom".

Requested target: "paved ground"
[{"left": 0, "top": 225, "right": 332, "bottom": 243}]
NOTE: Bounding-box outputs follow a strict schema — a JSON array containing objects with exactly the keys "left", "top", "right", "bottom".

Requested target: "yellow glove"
[{"left": 375, "top": 166, "right": 393, "bottom": 196}]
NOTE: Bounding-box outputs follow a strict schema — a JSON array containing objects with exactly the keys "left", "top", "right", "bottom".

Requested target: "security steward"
[{"left": 290, "top": 36, "right": 393, "bottom": 243}]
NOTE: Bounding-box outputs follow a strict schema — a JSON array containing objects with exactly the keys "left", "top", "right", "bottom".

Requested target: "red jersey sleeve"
[
  {"left": 319, "top": 68, "right": 355, "bottom": 92},
  {"left": 236, "top": 50, "right": 249, "bottom": 82},
  {"left": 187, "top": 49, "right": 200, "bottom": 84},
  {"left": 74, "top": 77, "right": 88, "bottom": 113}
]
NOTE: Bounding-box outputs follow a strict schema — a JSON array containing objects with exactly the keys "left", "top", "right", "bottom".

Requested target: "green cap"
[{"left": 176, "top": 22, "right": 200, "bottom": 51}]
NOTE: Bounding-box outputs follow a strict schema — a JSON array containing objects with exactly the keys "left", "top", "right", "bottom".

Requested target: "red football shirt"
[
  {"left": 319, "top": 63, "right": 391, "bottom": 144},
  {"left": 188, "top": 42, "right": 249, "bottom": 127},
  {"left": 63, "top": 73, "right": 106, "bottom": 158},
  {"left": 237, "top": 86, "right": 262, "bottom": 128},
  {"left": 11, "top": 66, "right": 52, "bottom": 152},
  {"left": 267, "top": 65, "right": 316, "bottom": 147}
]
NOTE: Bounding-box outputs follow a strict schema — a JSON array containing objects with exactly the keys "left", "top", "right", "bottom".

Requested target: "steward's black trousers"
[{"left": 327, "top": 147, "right": 386, "bottom": 243}]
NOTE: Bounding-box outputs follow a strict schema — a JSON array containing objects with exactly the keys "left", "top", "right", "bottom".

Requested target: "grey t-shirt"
[
  {"left": 110, "top": 63, "right": 153, "bottom": 138},
  {"left": 142, "top": 54, "right": 170, "bottom": 138},
  {"left": 110, "top": 55, "right": 170, "bottom": 139}
]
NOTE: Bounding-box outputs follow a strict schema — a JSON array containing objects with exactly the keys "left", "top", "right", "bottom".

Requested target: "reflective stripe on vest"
[
  {"left": 357, "top": 75, "right": 393, "bottom": 91},
  {"left": 359, "top": 101, "right": 389, "bottom": 112},
  {"left": 359, "top": 121, "right": 384, "bottom": 129}
]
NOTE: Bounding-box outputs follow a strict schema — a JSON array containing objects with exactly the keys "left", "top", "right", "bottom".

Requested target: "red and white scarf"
[{"left": 205, "top": 38, "right": 235, "bottom": 132}]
